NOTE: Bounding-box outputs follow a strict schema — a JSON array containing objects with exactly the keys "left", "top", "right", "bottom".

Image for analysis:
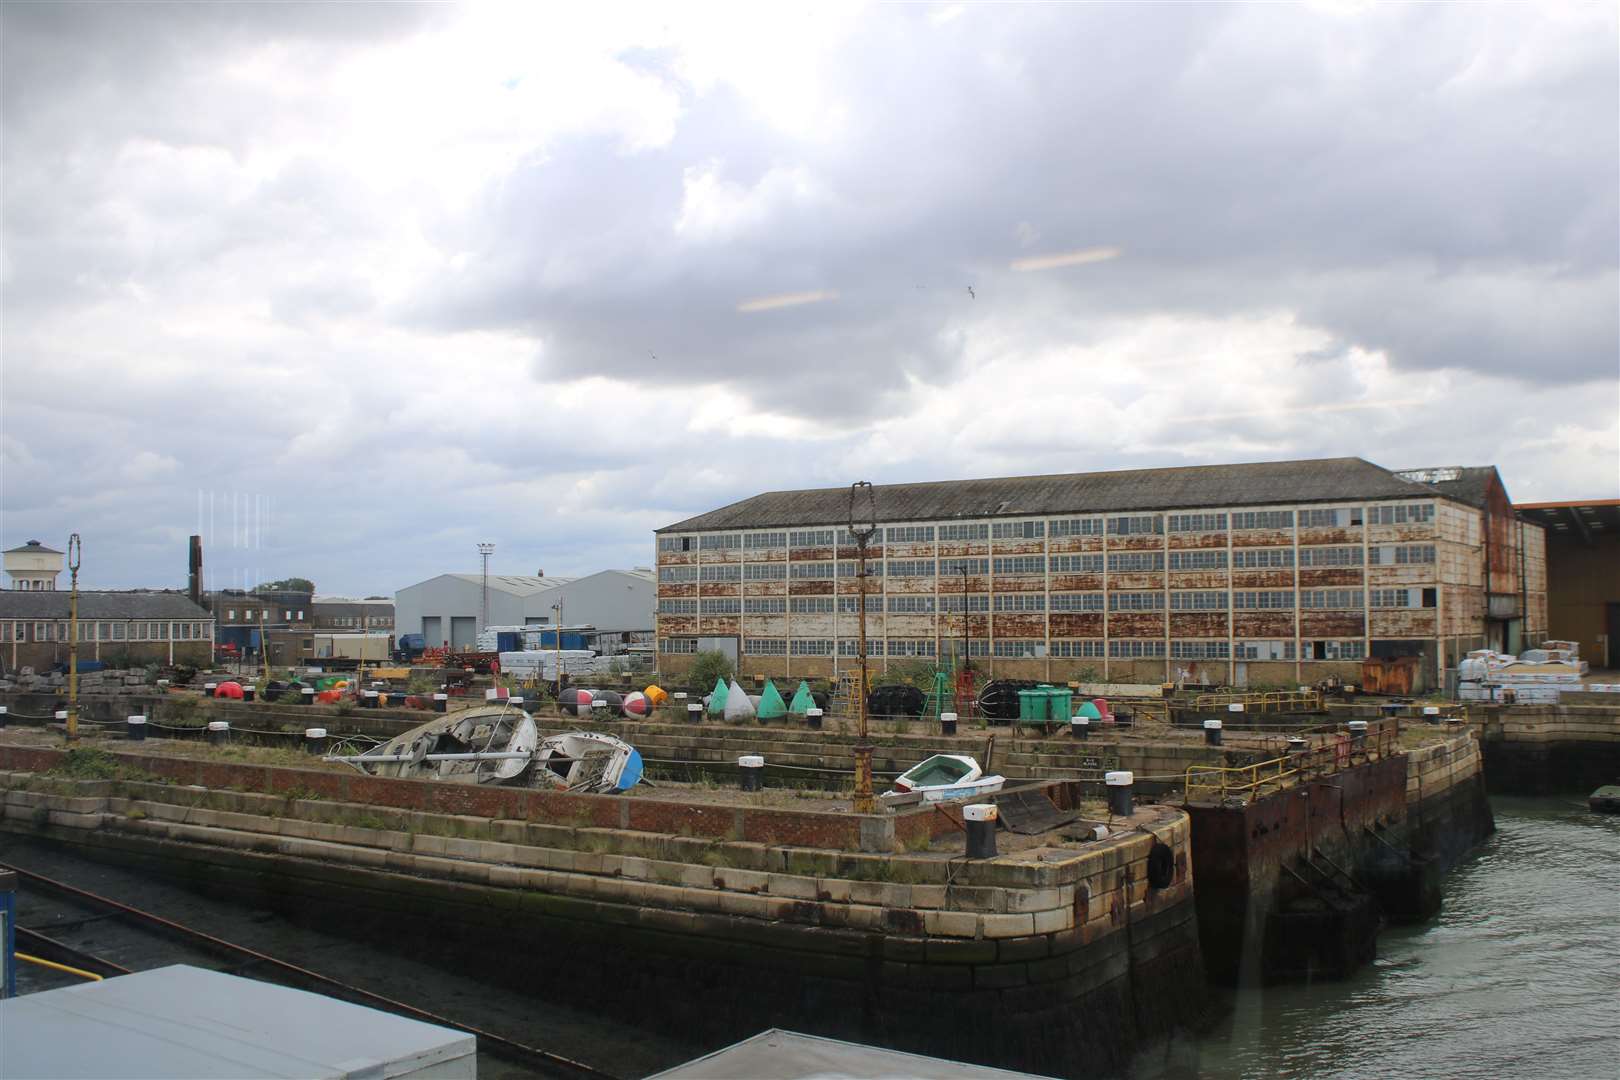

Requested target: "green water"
[{"left": 1130, "top": 796, "right": 1620, "bottom": 1079}]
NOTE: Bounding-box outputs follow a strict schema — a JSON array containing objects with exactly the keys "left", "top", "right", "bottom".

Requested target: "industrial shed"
[
  {"left": 0, "top": 591, "right": 215, "bottom": 672},
  {"left": 653, "top": 457, "right": 1547, "bottom": 692},
  {"left": 394, "top": 569, "right": 653, "bottom": 650}
]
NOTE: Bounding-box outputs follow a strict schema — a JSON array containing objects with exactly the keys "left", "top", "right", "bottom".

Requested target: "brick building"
[
  {"left": 0, "top": 591, "right": 215, "bottom": 672},
  {"left": 311, "top": 597, "right": 395, "bottom": 633},
  {"left": 653, "top": 458, "right": 1547, "bottom": 692}
]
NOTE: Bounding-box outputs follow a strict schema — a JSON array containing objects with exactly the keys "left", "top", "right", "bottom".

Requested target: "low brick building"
[{"left": 0, "top": 591, "right": 215, "bottom": 672}]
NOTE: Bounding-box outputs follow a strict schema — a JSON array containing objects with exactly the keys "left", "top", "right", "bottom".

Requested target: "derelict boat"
[
  {"left": 535, "top": 731, "right": 644, "bottom": 794},
  {"left": 338, "top": 705, "right": 539, "bottom": 785},
  {"left": 882, "top": 754, "right": 1006, "bottom": 805}
]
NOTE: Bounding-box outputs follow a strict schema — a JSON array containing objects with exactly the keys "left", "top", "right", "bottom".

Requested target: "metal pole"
[
  {"left": 477, "top": 543, "right": 495, "bottom": 632},
  {"left": 66, "top": 534, "right": 81, "bottom": 743},
  {"left": 849, "top": 482, "right": 877, "bottom": 813},
  {"left": 553, "top": 601, "right": 563, "bottom": 697}
]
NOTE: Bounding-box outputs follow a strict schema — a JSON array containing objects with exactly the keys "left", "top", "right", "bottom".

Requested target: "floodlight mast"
[{"left": 848, "top": 482, "right": 878, "bottom": 814}]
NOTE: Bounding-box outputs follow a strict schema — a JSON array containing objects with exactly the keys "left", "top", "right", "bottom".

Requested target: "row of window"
[
  {"left": 659, "top": 544, "right": 1438, "bottom": 583},
  {"left": 0, "top": 620, "right": 214, "bottom": 643},
  {"left": 660, "top": 635, "right": 1374, "bottom": 661},
  {"left": 664, "top": 587, "right": 1437, "bottom": 618}
]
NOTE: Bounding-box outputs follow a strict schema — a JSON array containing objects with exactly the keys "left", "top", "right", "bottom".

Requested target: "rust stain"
[
  {"left": 992, "top": 577, "right": 1044, "bottom": 592},
  {"left": 787, "top": 581, "right": 834, "bottom": 596},
  {"left": 1299, "top": 612, "right": 1364, "bottom": 637},
  {"left": 1297, "top": 527, "right": 1362, "bottom": 546},
  {"left": 658, "top": 583, "right": 698, "bottom": 598},
  {"left": 742, "top": 581, "right": 787, "bottom": 596},
  {"left": 658, "top": 616, "right": 697, "bottom": 634},
  {"left": 788, "top": 547, "right": 834, "bottom": 561},
  {"left": 1370, "top": 611, "right": 1437, "bottom": 637},
  {"left": 1231, "top": 530, "right": 1293, "bottom": 547},
  {"left": 1167, "top": 534, "right": 1227, "bottom": 549},
  {"left": 698, "top": 617, "right": 741, "bottom": 634},
  {"left": 1110, "top": 613, "right": 1166, "bottom": 636},
  {"left": 992, "top": 540, "right": 1045, "bottom": 555},
  {"left": 1110, "top": 535, "right": 1163, "bottom": 551},
  {"left": 1169, "top": 613, "right": 1227, "bottom": 637},
  {"left": 1299, "top": 569, "right": 1364, "bottom": 588},
  {"left": 936, "top": 542, "right": 990, "bottom": 557},
  {"left": 1168, "top": 571, "right": 1227, "bottom": 589},
  {"left": 992, "top": 614, "right": 1047, "bottom": 637},
  {"left": 1232, "top": 613, "right": 1294, "bottom": 637},
  {"left": 1231, "top": 570, "right": 1294, "bottom": 588},
  {"left": 1049, "top": 613, "right": 1104, "bottom": 637},
  {"left": 702, "top": 583, "right": 740, "bottom": 597},
  {"left": 656, "top": 552, "right": 695, "bottom": 565},
  {"left": 1049, "top": 573, "right": 1103, "bottom": 591}
]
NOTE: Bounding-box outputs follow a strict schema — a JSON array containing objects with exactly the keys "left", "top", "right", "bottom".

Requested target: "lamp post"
[
  {"left": 66, "top": 534, "right": 81, "bottom": 743},
  {"left": 848, "top": 482, "right": 878, "bottom": 813},
  {"left": 477, "top": 543, "right": 495, "bottom": 632},
  {"left": 552, "top": 600, "right": 564, "bottom": 697}
]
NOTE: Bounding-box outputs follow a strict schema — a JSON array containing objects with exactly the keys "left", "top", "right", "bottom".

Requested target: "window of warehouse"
[
  {"left": 110, "top": 622, "right": 125, "bottom": 640},
  {"left": 1300, "top": 507, "right": 1363, "bottom": 527},
  {"left": 743, "top": 564, "right": 787, "bottom": 580},
  {"left": 1168, "top": 513, "right": 1228, "bottom": 533},
  {"left": 1370, "top": 589, "right": 1418, "bottom": 608},
  {"left": 1170, "top": 591, "right": 1228, "bottom": 610},
  {"left": 1232, "top": 510, "right": 1294, "bottom": 530},
  {"left": 939, "top": 557, "right": 989, "bottom": 575},
  {"left": 660, "top": 566, "right": 698, "bottom": 583},
  {"left": 887, "top": 596, "right": 936, "bottom": 613},
  {"left": 888, "top": 639, "right": 936, "bottom": 657},
  {"left": 1051, "top": 554, "right": 1104, "bottom": 573},
  {"left": 939, "top": 594, "right": 990, "bottom": 612},
  {"left": 1305, "top": 640, "right": 1367, "bottom": 660},
  {"left": 887, "top": 560, "right": 936, "bottom": 577},
  {"left": 885, "top": 526, "right": 935, "bottom": 543},
  {"left": 1050, "top": 593, "right": 1104, "bottom": 611},
  {"left": 790, "top": 562, "right": 834, "bottom": 579},
  {"left": 1368, "top": 544, "right": 1437, "bottom": 565},
  {"left": 699, "top": 565, "right": 741, "bottom": 582},
  {"left": 1107, "top": 515, "right": 1163, "bottom": 535},
  {"left": 992, "top": 520, "right": 1045, "bottom": 539},
  {"left": 790, "top": 596, "right": 835, "bottom": 613},
  {"left": 938, "top": 523, "right": 990, "bottom": 541},
  {"left": 658, "top": 599, "right": 697, "bottom": 614},
  {"left": 1366, "top": 504, "right": 1435, "bottom": 525},
  {"left": 1107, "top": 552, "right": 1164, "bottom": 572},
  {"left": 743, "top": 532, "right": 787, "bottom": 550},
  {"left": 1108, "top": 640, "right": 1166, "bottom": 658},
  {"left": 1233, "top": 548, "right": 1294, "bottom": 568},
  {"left": 1048, "top": 517, "right": 1102, "bottom": 537},
  {"left": 658, "top": 536, "right": 694, "bottom": 552},
  {"left": 1109, "top": 592, "right": 1165, "bottom": 611},
  {"left": 993, "top": 639, "right": 1045, "bottom": 657},
  {"left": 836, "top": 596, "right": 881, "bottom": 613},
  {"left": 1237, "top": 640, "right": 1295, "bottom": 660},
  {"left": 1168, "top": 550, "right": 1227, "bottom": 570},
  {"left": 700, "top": 534, "right": 742, "bottom": 550},
  {"left": 789, "top": 530, "right": 835, "bottom": 546},
  {"left": 743, "top": 639, "right": 786, "bottom": 655},
  {"left": 1050, "top": 639, "right": 1105, "bottom": 657},
  {"left": 993, "top": 593, "right": 1045, "bottom": 611},
  {"left": 993, "top": 556, "right": 1045, "bottom": 574},
  {"left": 699, "top": 598, "right": 741, "bottom": 614},
  {"left": 1171, "top": 641, "right": 1230, "bottom": 659},
  {"left": 744, "top": 598, "right": 786, "bottom": 613},
  {"left": 1300, "top": 590, "right": 1363, "bottom": 610},
  {"left": 837, "top": 561, "right": 885, "bottom": 577},
  {"left": 1300, "top": 546, "right": 1364, "bottom": 567},
  {"left": 837, "top": 639, "right": 885, "bottom": 656},
  {"left": 1233, "top": 590, "right": 1295, "bottom": 609},
  {"left": 790, "top": 639, "right": 834, "bottom": 656},
  {"left": 659, "top": 638, "right": 698, "bottom": 654}
]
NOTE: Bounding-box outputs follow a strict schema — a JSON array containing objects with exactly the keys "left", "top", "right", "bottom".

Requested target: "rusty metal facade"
[{"left": 657, "top": 467, "right": 1549, "bottom": 689}]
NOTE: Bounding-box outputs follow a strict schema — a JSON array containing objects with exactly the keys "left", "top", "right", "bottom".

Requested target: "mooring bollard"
[
  {"left": 940, "top": 711, "right": 957, "bottom": 736},
  {"left": 1205, "top": 718, "right": 1223, "bottom": 746},
  {"left": 1380, "top": 703, "right": 1401, "bottom": 720},
  {"left": 1105, "top": 771, "right": 1134, "bottom": 817},
  {"left": 1072, "top": 716, "right": 1090, "bottom": 739},
  {"left": 1287, "top": 736, "right": 1310, "bottom": 761},
  {"left": 738, "top": 754, "right": 764, "bottom": 792},
  {"left": 1423, "top": 705, "right": 1441, "bottom": 724},
  {"left": 240, "top": 684, "right": 255, "bottom": 702},
  {"left": 590, "top": 699, "right": 609, "bottom": 721},
  {"left": 300, "top": 687, "right": 316, "bottom": 706},
  {"left": 1229, "top": 701, "right": 1245, "bottom": 719},
  {"left": 206, "top": 720, "right": 230, "bottom": 746},
  {"left": 363, "top": 690, "right": 379, "bottom": 709},
  {"left": 204, "top": 682, "right": 218, "bottom": 696},
  {"left": 0, "top": 706, "right": 7, "bottom": 729},
  {"left": 304, "top": 727, "right": 327, "bottom": 754},
  {"left": 509, "top": 697, "right": 524, "bottom": 710},
  {"left": 964, "top": 803, "right": 998, "bottom": 858},
  {"left": 126, "top": 715, "right": 146, "bottom": 741},
  {"left": 687, "top": 702, "right": 703, "bottom": 724},
  {"left": 156, "top": 678, "right": 170, "bottom": 690},
  {"left": 1443, "top": 716, "right": 1464, "bottom": 733},
  {"left": 433, "top": 693, "right": 448, "bottom": 713},
  {"left": 54, "top": 709, "right": 67, "bottom": 727},
  {"left": 1348, "top": 719, "right": 1368, "bottom": 750},
  {"left": 806, "top": 707, "right": 823, "bottom": 731}
]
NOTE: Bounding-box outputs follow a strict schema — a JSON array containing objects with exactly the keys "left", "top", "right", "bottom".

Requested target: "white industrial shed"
[{"left": 395, "top": 569, "right": 654, "bottom": 649}]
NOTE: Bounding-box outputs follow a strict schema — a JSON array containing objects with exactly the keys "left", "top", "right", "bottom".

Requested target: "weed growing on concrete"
[{"left": 47, "top": 748, "right": 154, "bottom": 783}]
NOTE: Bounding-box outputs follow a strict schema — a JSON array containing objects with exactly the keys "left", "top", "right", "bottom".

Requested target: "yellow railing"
[
  {"left": 17, "top": 952, "right": 104, "bottom": 982},
  {"left": 1185, "top": 756, "right": 1299, "bottom": 802},
  {"left": 1191, "top": 690, "right": 1324, "bottom": 713},
  {"left": 1186, "top": 719, "right": 1401, "bottom": 802}
]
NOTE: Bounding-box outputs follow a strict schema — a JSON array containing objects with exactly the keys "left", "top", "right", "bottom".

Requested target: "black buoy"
[
  {"left": 1106, "top": 771, "right": 1134, "bottom": 817},
  {"left": 1204, "top": 718, "right": 1223, "bottom": 746},
  {"left": 964, "top": 803, "right": 998, "bottom": 858},
  {"left": 363, "top": 690, "right": 379, "bottom": 709},
  {"left": 299, "top": 686, "right": 315, "bottom": 706},
  {"left": 240, "top": 684, "right": 255, "bottom": 702},
  {"left": 1348, "top": 719, "right": 1368, "bottom": 751},
  {"left": 1072, "top": 716, "right": 1089, "bottom": 739},
  {"left": 940, "top": 710, "right": 957, "bottom": 736},
  {"left": 739, "top": 754, "right": 764, "bottom": 791},
  {"left": 806, "top": 707, "right": 823, "bottom": 731},
  {"left": 304, "top": 727, "right": 328, "bottom": 754},
  {"left": 433, "top": 693, "right": 448, "bottom": 713},
  {"left": 206, "top": 721, "right": 230, "bottom": 745},
  {"left": 687, "top": 702, "right": 703, "bottom": 724},
  {"left": 126, "top": 715, "right": 146, "bottom": 742}
]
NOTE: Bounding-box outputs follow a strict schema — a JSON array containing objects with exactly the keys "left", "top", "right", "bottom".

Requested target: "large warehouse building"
[
  {"left": 653, "top": 458, "right": 1547, "bottom": 692},
  {"left": 395, "top": 569, "right": 655, "bottom": 650}
]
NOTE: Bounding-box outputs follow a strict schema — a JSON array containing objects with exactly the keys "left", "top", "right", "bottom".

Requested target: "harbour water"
[{"left": 1131, "top": 796, "right": 1620, "bottom": 1080}]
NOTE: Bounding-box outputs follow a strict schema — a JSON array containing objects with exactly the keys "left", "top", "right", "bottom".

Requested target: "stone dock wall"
[{"left": 0, "top": 745, "right": 1204, "bottom": 1077}]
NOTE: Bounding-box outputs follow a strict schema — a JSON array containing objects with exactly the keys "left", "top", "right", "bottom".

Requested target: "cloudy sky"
[{"left": 2, "top": 1, "right": 1615, "bottom": 596}]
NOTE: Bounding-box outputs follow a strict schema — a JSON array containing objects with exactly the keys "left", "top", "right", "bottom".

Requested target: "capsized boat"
[
  {"left": 534, "top": 731, "right": 644, "bottom": 794},
  {"left": 881, "top": 754, "right": 1005, "bottom": 805},
  {"left": 1589, "top": 785, "right": 1620, "bottom": 813},
  {"left": 338, "top": 704, "right": 538, "bottom": 785}
]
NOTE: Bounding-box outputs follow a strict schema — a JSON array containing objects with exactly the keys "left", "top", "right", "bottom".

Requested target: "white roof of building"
[
  {"left": 439, "top": 573, "right": 577, "bottom": 596},
  {"left": 0, "top": 965, "right": 475, "bottom": 1079},
  {"left": 650, "top": 1029, "right": 1049, "bottom": 1079}
]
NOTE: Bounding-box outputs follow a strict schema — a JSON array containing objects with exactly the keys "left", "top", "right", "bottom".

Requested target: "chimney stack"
[{"left": 188, "top": 535, "right": 203, "bottom": 606}]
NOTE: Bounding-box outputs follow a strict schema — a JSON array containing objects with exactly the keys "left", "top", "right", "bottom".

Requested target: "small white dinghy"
[
  {"left": 534, "top": 731, "right": 644, "bottom": 794},
  {"left": 338, "top": 704, "right": 539, "bottom": 785},
  {"left": 882, "top": 754, "right": 1005, "bottom": 805}
]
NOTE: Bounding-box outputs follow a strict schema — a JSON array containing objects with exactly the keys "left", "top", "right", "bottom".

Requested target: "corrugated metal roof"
[
  {"left": 658, "top": 457, "right": 1451, "bottom": 532},
  {"left": 1398, "top": 465, "right": 1501, "bottom": 509},
  {"left": 0, "top": 591, "right": 213, "bottom": 619},
  {"left": 442, "top": 573, "right": 576, "bottom": 596}
]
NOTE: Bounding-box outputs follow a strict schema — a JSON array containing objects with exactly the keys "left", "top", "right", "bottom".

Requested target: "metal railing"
[
  {"left": 1184, "top": 718, "right": 1400, "bottom": 803},
  {"left": 1190, "top": 689, "right": 1324, "bottom": 713}
]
